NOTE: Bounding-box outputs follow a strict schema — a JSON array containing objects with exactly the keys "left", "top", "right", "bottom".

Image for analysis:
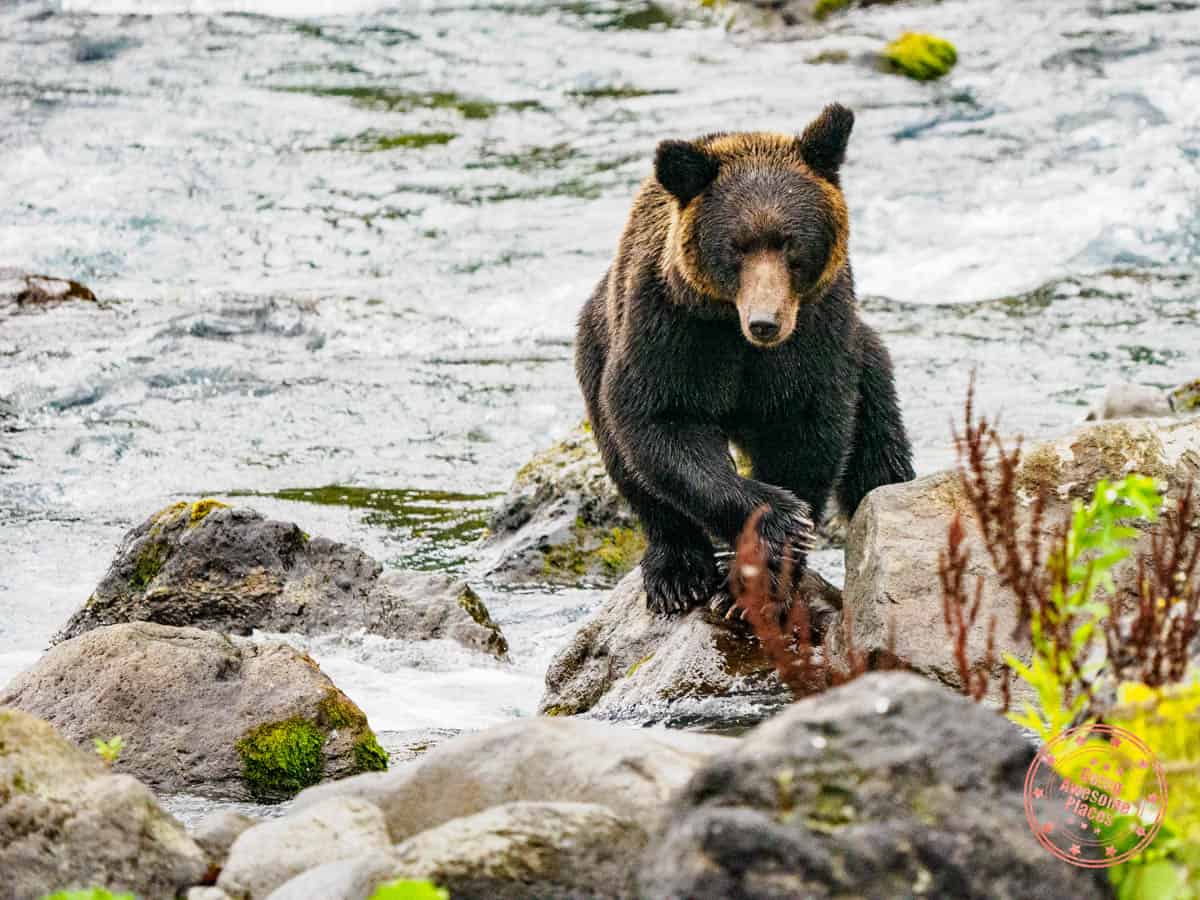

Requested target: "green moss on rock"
[
  {"left": 189, "top": 497, "right": 229, "bottom": 525},
  {"left": 353, "top": 732, "right": 390, "bottom": 772},
  {"left": 813, "top": 0, "right": 848, "bottom": 18},
  {"left": 596, "top": 526, "right": 646, "bottom": 574},
  {"left": 236, "top": 717, "right": 326, "bottom": 800},
  {"left": 456, "top": 587, "right": 509, "bottom": 656},
  {"left": 317, "top": 689, "right": 369, "bottom": 731},
  {"left": 881, "top": 32, "right": 958, "bottom": 81},
  {"left": 129, "top": 541, "right": 167, "bottom": 590}
]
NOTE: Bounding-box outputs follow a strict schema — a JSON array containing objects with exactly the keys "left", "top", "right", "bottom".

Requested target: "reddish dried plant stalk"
[
  {"left": 731, "top": 508, "right": 876, "bottom": 699},
  {"left": 1104, "top": 483, "right": 1200, "bottom": 689}
]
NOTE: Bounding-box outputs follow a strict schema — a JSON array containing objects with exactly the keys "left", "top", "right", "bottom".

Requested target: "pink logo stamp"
[{"left": 1024, "top": 724, "right": 1168, "bottom": 868}]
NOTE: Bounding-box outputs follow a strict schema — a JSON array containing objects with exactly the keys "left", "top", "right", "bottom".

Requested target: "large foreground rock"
[
  {"left": 0, "top": 707, "right": 207, "bottom": 899},
  {"left": 481, "top": 424, "right": 644, "bottom": 587},
  {"left": 270, "top": 802, "right": 646, "bottom": 900},
  {"left": 638, "top": 672, "right": 1106, "bottom": 899},
  {"left": 1, "top": 622, "right": 388, "bottom": 800},
  {"left": 54, "top": 499, "right": 506, "bottom": 657},
  {"left": 218, "top": 797, "right": 390, "bottom": 899},
  {"left": 540, "top": 566, "right": 841, "bottom": 729},
  {"left": 292, "top": 716, "right": 731, "bottom": 842},
  {"left": 827, "top": 416, "right": 1200, "bottom": 697}
]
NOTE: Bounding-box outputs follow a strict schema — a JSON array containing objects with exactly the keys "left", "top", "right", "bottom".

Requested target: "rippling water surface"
[{"left": 2, "top": 0, "right": 1198, "bottom": 817}]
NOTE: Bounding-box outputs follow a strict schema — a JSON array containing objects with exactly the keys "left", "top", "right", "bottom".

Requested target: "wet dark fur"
[{"left": 576, "top": 104, "right": 915, "bottom": 615}]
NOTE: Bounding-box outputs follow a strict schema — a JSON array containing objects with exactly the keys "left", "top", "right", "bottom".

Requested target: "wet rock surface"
[
  {"left": 637, "top": 672, "right": 1108, "bottom": 900},
  {"left": 192, "top": 809, "right": 259, "bottom": 878},
  {"left": 54, "top": 500, "right": 507, "bottom": 657},
  {"left": 827, "top": 416, "right": 1200, "bottom": 697},
  {"left": 1, "top": 622, "right": 388, "bottom": 800},
  {"left": 0, "top": 706, "right": 208, "bottom": 900},
  {"left": 274, "top": 802, "right": 647, "bottom": 900},
  {"left": 291, "top": 716, "right": 731, "bottom": 843},
  {"left": 540, "top": 566, "right": 841, "bottom": 728},
  {"left": 218, "top": 796, "right": 391, "bottom": 899}
]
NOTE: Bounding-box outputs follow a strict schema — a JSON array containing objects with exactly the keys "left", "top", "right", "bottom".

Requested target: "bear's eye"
[{"left": 732, "top": 236, "right": 754, "bottom": 255}]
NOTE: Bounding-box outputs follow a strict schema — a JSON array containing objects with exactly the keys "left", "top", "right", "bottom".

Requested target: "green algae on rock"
[
  {"left": 881, "top": 32, "right": 958, "bottom": 81},
  {"left": 237, "top": 717, "right": 327, "bottom": 800}
]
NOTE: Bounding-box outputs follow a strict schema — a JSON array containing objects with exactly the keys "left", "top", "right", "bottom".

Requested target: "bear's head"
[{"left": 654, "top": 103, "right": 854, "bottom": 349}]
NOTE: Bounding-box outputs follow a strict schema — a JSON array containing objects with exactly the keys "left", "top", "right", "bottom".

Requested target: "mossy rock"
[{"left": 881, "top": 32, "right": 957, "bottom": 81}]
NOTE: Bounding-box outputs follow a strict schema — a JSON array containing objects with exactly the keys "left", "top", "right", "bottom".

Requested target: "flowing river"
[{"left": 2, "top": 0, "right": 1198, "bottom": 819}]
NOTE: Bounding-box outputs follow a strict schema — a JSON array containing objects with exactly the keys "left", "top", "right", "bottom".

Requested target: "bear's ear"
[
  {"left": 797, "top": 103, "right": 854, "bottom": 185},
  {"left": 655, "top": 140, "right": 720, "bottom": 207}
]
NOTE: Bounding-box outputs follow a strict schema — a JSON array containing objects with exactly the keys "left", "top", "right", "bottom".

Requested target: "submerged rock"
[
  {"left": 291, "top": 716, "right": 731, "bottom": 843},
  {"left": 0, "top": 706, "right": 207, "bottom": 899},
  {"left": 540, "top": 566, "right": 841, "bottom": 729},
  {"left": 1087, "top": 382, "right": 1174, "bottom": 420},
  {"left": 218, "top": 797, "right": 391, "bottom": 899},
  {"left": 482, "top": 423, "right": 644, "bottom": 587},
  {"left": 637, "top": 672, "right": 1107, "bottom": 899},
  {"left": 827, "top": 416, "right": 1200, "bottom": 698},
  {"left": 880, "top": 32, "right": 958, "bottom": 81},
  {"left": 54, "top": 499, "right": 506, "bottom": 657},
  {"left": 1, "top": 622, "right": 388, "bottom": 800},
  {"left": 0, "top": 267, "right": 97, "bottom": 312},
  {"left": 274, "top": 802, "right": 645, "bottom": 900}
]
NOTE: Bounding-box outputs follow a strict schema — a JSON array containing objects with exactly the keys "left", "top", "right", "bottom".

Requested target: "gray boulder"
[
  {"left": 274, "top": 802, "right": 646, "bottom": 900},
  {"left": 0, "top": 706, "right": 207, "bottom": 900},
  {"left": 637, "top": 672, "right": 1107, "bottom": 899},
  {"left": 1087, "top": 382, "right": 1173, "bottom": 420},
  {"left": 540, "top": 566, "right": 841, "bottom": 728},
  {"left": 827, "top": 416, "right": 1200, "bottom": 699},
  {"left": 1, "top": 622, "right": 388, "bottom": 800},
  {"left": 292, "top": 716, "right": 731, "bottom": 842},
  {"left": 54, "top": 500, "right": 506, "bottom": 657},
  {"left": 192, "top": 810, "right": 259, "bottom": 876},
  {"left": 218, "top": 796, "right": 391, "bottom": 899}
]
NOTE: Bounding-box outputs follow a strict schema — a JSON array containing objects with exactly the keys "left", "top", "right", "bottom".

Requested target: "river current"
[{"left": 2, "top": 0, "right": 1198, "bottom": 819}]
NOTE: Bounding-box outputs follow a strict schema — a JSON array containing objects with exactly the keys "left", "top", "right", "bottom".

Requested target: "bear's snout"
[{"left": 737, "top": 251, "right": 796, "bottom": 349}]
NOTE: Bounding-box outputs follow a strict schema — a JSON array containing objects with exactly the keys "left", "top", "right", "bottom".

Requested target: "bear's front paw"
[
  {"left": 642, "top": 543, "right": 717, "bottom": 616},
  {"left": 710, "top": 498, "right": 813, "bottom": 619}
]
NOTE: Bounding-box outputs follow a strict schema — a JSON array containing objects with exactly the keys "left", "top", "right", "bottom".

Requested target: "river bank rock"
[
  {"left": 539, "top": 566, "right": 841, "bottom": 728},
  {"left": 54, "top": 499, "right": 506, "bottom": 657},
  {"left": 481, "top": 423, "right": 644, "bottom": 587},
  {"left": 826, "top": 416, "right": 1200, "bottom": 699},
  {"left": 0, "top": 706, "right": 207, "bottom": 899},
  {"left": 292, "top": 716, "right": 731, "bottom": 842},
  {"left": 1, "top": 622, "right": 388, "bottom": 801},
  {"left": 218, "top": 797, "right": 391, "bottom": 899},
  {"left": 637, "top": 672, "right": 1107, "bottom": 899},
  {"left": 271, "top": 802, "right": 647, "bottom": 900},
  {"left": 0, "top": 267, "right": 97, "bottom": 313}
]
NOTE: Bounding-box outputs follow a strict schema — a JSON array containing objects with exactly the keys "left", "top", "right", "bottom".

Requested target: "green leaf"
[
  {"left": 369, "top": 881, "right": 451, "bottom": 900},
  {"left": 40, "top": 890, "right": 136, "bottom": 900}
]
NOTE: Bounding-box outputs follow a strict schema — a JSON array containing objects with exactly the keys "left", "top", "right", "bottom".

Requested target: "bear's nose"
[{"left": 748, "top": 317, "right": 780, "bottom": 342}]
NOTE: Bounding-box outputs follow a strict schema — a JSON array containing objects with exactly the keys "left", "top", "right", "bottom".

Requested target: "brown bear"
[{"left": 575, "top": 103, "right": 915, "bottom": 615}]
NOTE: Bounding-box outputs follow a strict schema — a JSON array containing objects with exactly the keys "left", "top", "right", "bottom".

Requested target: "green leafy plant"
[
  {"left": 368, "top": 880, "right": 450, "bottom": 900},
  {"left": 92, "top": 736, "right": 124, "bottom": 766},
  {"left": 941, "top": 384, "right": 1200, "bottom": 897},
  {"left": 40, "top": 889, "right": 135, "bottom": 900},
  {"left": 1006, "top": 475, "right": 1162, "bottom": 740}
]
